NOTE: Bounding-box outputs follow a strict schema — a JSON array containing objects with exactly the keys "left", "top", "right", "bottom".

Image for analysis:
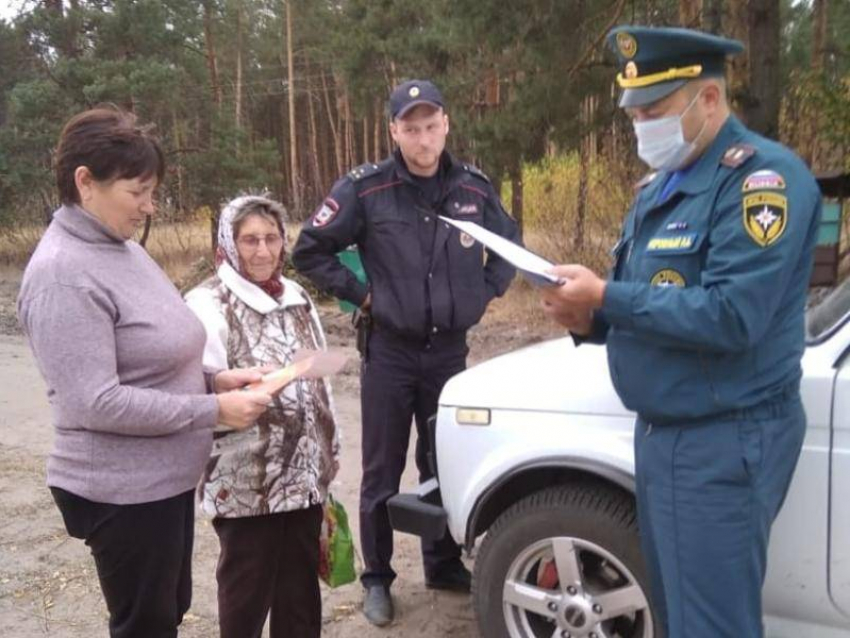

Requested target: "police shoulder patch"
[
  {"left": 311, "top": 197, "right": 340, "bottom": 228},
  {"left": 347, "top": 162, "right": 381, "bottom": 182},
  {"left": 463, "top": 164, "right": 491, "bottom": 184},
  {"left": 743, "top": 191, "right": 787, "bottom": 247},
  {"left": 720, "top": 144, "right": 757, "bottom": 168}
]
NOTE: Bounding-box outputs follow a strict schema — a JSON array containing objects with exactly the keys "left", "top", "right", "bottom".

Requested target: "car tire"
[{"left": 472, "top": 482, "right": 662, "bottom": 638}]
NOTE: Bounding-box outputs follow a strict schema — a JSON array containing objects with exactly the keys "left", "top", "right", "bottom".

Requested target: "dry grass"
[
  {"left": 0, "top": 226, "right": 46, "bottom": 268},
  {"left": 0, "top": 203, "right": 621, "bottom": 335},
  {"left": 143, "top": 219, "right": 213, "bottom": 283},
  {"left": 0, "top": 215, "right": 326, "bottom": 310},
  {"left": 0, "top": 217, "right": 213, "bottom": 277},
  {"left": 483, "top": 278, "right": 553, "bottom": 328},
  {"left": 0, "top": 153, "right": 629, "bottom": 329},
  {"left": 491, "top": 153, "right": 633, "bottom": 327},
  {"left": 517, "top": 153, "right": 632, "bottom": 273}
]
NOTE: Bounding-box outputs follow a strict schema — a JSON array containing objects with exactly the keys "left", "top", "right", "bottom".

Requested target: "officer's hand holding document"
[
  {"left": 439, "top": 216, "right": 564, "bottom": 287},
  {"left": 534, "top": 260, "right": 606, "bottom": 336},
  {"left": 439, "top": 216, "right": 602, "bottom": 334}
]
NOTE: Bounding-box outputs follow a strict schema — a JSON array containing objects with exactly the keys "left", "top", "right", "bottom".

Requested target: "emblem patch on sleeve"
[
  {"left": 650, "top": 269, "right": 686, "bottom": 287},
  {"left": 742, "top": 170, "right": 785, "bottom": 192},
  {"left": 743, "top": 192, "right": 787, "bottom": 247},
  {"left": 312, "top": 198, "right": 339, "bottom": 228}
]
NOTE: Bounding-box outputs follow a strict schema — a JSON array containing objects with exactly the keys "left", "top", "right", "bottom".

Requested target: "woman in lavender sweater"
[{"left": 17, "top": 107, "right": 272, "bottom": 638}]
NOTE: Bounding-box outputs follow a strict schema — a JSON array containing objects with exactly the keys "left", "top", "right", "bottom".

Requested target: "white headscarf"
[{"left": 215, "top": 194, "right": 289, "bottom": 299}]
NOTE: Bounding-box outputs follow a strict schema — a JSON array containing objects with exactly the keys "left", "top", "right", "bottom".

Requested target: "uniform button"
[
  {"left": 432, "top": 327, "right": 438, "bottom": 334},
  {"left": 424, "top": 216, "right": 430, "bottom": 222},
  {"left": 428, "top": 273, "right": 433, "bottom": 278}
]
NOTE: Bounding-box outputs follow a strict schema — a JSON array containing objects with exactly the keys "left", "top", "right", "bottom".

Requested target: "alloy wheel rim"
[{"left": 502, "top": 535, "right": 654, "bottom": 638}]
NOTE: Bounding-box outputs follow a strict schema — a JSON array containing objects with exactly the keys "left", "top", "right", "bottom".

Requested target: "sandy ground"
[{"left": 0, "top": 267, "right": 557, "bottom": 638}]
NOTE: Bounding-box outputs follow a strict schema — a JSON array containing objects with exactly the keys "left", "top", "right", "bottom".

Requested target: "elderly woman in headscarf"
[{"left": 185, "top": 195, "right": 340, "bottom": 638}]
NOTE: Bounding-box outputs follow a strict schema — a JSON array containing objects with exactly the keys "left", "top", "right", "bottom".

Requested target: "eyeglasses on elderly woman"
[{"left": 236, "top": 234, "right": 284, "bottom": 251}]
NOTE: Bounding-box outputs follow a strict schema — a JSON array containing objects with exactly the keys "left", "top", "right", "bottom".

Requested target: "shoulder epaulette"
[
  {"left": 347, "top": 162, "right": 382, "bottom": 182},
  {"left": 463, "top": 163, "right": 491, "bottom": 184},
  {"left": 634, "top": 171, "right": 658, "bottom": 192},
  {"left": 720, "top": 144, "right": 757, "bottom": 168}
]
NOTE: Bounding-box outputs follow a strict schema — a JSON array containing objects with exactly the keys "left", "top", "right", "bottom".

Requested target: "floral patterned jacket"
[{"left": 186, "top": 262, "right": 340, "bottom": 517}]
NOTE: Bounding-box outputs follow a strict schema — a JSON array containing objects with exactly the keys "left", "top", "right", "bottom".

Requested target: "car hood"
[{"left": 440, "top": 337, "right": 632, "bottom": 416}]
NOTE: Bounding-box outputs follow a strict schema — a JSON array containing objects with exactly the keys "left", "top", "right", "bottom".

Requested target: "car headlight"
[{"left": 455, "top": 407, "right": 491, "bottom": 426}]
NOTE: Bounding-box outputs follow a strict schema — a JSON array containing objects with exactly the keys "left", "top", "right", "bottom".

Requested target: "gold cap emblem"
[
  {"left": 617, "top": 32, "right": 638, "bottom": 59},
  {"left": 409, "top": 86, "right": 420, "bottom": 98},
  {"left": 624, "top": 61, "right": 638, "bottom": 80}
]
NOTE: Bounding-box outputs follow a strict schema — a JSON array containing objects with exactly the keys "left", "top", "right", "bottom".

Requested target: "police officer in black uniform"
[{"left": 292, "top": 79, "right": 519, "bottom": 626}]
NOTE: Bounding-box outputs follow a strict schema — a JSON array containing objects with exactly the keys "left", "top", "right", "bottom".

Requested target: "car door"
[
  {"left": 830, "top": 346, "right": 850, "bottom": 617},
  {"left": 763, "top": 340, "right": 835, "bottom": 626}
]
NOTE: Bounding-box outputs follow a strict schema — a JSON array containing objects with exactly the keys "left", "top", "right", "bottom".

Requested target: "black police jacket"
[{"left": 292, "top": 150, "right": 520, "bottom": 339}]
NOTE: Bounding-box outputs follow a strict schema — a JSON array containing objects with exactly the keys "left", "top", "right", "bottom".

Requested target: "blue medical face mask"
[{"left": 633, "top": 90, "right": 707, "bottom": 171}]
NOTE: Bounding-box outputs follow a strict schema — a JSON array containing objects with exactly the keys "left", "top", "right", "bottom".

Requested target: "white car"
[{"left": 388, "top": 282, "right": 850, "bottom": 638}]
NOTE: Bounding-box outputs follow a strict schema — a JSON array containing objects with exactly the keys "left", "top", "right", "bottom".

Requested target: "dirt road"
[{"left": 0, "top": 268, "right": 555, "bottom": 637}]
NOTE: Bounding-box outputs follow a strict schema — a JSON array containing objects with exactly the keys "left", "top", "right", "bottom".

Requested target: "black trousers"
[
  {"left": 359, "top": 327, "right": 467, "bottom": 588},
  {"left": 213, "top": 505, "right": 324, "bottom": 638},
  {"left": 50, "top": 487, "right": 194, "bottom": 638}
]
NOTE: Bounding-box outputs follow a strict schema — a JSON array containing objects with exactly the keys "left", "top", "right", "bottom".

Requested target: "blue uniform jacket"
[
  {"left": 586, "top": 116, "right": 822, "bottom": 423},
  {"left": 292, "top": 150, "right": 519, "bottom": 339}
]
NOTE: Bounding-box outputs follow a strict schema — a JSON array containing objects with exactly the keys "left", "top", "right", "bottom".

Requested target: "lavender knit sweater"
[{"left": 17, "top": 205, "right": 219, "bottom": 505}]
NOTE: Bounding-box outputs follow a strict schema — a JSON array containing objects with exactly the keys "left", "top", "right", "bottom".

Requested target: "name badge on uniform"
[{"left": 646, "top": 233, "right": 698, "bottom": 252}]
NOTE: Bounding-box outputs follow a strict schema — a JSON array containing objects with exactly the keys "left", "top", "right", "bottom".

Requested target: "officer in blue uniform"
[
  {"left": 541, "top": 27, "right": 822, "bottom": 638},
  {"left": 293, "top": 79, "right": 519, "bottom": 626}
]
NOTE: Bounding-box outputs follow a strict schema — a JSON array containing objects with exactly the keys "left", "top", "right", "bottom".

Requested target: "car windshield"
[{"left": 807, "top": 278, "right": 850, "bottom": 342}]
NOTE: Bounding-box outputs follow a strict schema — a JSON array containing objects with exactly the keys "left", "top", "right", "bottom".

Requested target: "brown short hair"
[{"left": 55, "top": 106, "right": 165, "bottom": 205}]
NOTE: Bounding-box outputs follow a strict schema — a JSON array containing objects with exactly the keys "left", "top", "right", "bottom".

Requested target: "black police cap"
[
  {"left": 606, "top": 26, "right": 744, "bottom": 108},
  {"left": 389, "top": 80, "right": 445, "bottom": 119}
]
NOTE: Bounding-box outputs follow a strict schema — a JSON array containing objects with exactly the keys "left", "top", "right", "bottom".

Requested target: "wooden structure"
[{"left": 812, "top": 171, "right": 849, "bottom": 287}]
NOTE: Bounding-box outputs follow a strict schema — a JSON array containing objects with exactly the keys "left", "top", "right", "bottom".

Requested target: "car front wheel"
[{"left": 472, "top": 483, "right": 661, "bottom": 638}]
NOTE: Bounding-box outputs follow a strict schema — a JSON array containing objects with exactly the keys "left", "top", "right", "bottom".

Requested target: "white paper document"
[{"left": 439, "top": 216, "right": 564, "bottom": 286}]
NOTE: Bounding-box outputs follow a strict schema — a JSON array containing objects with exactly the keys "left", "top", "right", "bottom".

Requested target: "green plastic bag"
[
  {"left": 336, "top": 246, "right": 368, "bottom": 313},
  {"left": 319, "top": 494, "right": 357, "bottom": 587}
]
